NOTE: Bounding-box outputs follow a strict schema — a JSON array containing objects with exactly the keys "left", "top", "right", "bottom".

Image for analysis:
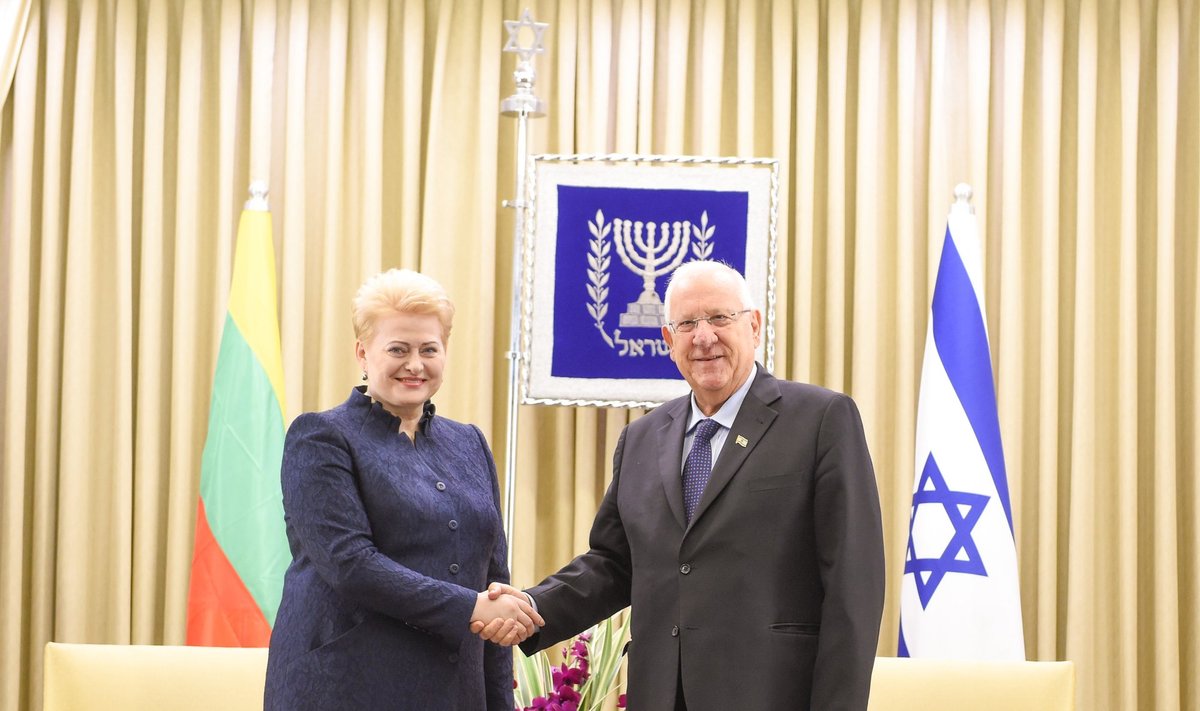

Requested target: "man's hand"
[{"left": 469, "top": 583, "right": 544, "bottom": 646}]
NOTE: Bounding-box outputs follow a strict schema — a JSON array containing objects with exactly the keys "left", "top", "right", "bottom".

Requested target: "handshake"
[{"left": 469, "top": 582, "right": 545, "bottom": 646}]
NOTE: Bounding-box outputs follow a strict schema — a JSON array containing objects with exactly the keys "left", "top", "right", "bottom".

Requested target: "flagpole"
[{"left": 499, "top": 9, "right": 547, "bottom": 572}]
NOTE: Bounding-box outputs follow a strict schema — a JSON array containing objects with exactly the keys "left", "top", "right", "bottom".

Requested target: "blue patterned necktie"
[{"left": 683, "top": 419, "right": 721, "bottom": 523}]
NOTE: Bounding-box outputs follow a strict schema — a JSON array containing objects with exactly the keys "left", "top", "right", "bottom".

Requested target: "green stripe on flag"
[{"left": 199, "top": 313, "right": 289, "bottom": 625}]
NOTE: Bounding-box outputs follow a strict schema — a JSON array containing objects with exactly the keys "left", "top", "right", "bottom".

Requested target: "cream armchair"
[
  {"left": 868, "top": 656, "right": 1075, "bottom": 711},
  {"left": 43, "top": 642, "right": 268, "bottom": 711}
]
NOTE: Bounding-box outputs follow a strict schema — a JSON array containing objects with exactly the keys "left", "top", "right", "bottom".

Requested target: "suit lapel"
[
  {"left": 687, "top": 367, "right": 781, "bottom": 530},
  {"left": 657, "top": 397, "right": 690, "bottom": 529}
]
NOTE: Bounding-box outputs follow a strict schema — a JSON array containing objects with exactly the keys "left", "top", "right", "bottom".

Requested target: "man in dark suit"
[{"left": 478, "top": 260, "right": 885, "bottom": 710}]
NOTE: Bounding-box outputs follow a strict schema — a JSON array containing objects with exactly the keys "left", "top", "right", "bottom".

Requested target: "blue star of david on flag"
[{"left": 904, "top": 454, "right": 990, "bottom": 609}]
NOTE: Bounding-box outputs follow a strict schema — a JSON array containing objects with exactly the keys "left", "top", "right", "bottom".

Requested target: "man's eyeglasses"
[{"left": 667, "top": 309, "right": 752, "bottom": 334}]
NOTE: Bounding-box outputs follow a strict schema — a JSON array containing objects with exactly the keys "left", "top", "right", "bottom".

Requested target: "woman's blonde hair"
[{"left": 352, "top": 269, "right": 455, "bottom": 344}]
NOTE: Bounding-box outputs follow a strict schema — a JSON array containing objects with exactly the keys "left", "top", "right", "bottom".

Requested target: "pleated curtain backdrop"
[{"left": 1, "top": 1, "right": 1197, "bottom": 710}]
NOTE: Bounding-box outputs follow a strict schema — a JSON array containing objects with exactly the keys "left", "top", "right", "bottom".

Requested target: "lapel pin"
[{"left": 736, "top": 435, "right": 748, "bottom": 448}]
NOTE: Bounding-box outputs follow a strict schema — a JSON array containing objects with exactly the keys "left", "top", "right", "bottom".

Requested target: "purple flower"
[
  {"left": 518, "top": 623, "right": 624, "bottom": 711},
  {"left": 559, "top": 664, "right": 588, "bottom": 687},
  {"left": 571, "top": 639, "right": 590, "bottom": 658}
]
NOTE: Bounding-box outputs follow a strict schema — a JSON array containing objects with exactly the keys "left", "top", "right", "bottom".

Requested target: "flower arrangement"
[{"left": 514, "top": 612, "right": 631, "bottom": 711}]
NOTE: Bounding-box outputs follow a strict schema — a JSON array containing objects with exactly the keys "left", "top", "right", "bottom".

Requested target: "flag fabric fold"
[
  {"left": 186, "top": 204, "right": 290, "bottom": 647},
  {"left": 898, "top": 188, "right": 1025, "bottom": 660}
]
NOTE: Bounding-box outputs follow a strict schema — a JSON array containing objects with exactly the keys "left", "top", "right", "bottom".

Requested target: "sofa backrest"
[
  {"left": 868, "top": 656, "right": 1075, "bottom": 711},
  {"left": 43, "top": 642, "right": 268, "bottom": 711}
]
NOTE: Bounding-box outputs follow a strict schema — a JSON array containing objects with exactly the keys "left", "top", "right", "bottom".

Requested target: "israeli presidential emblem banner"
[{"left": 521, "top": 154, "right": 778, "bottom": 408}]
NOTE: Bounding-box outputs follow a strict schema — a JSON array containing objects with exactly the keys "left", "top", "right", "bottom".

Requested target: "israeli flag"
[{"left": 899, "top": 185, "right": 1025, "bottom": 660}]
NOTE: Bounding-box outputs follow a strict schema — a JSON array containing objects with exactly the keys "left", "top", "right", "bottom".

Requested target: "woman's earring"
[{"left": 361, "top": 371, "right": 368, "bottom": 381}]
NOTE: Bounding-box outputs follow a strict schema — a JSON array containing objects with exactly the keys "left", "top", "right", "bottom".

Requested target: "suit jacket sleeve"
[
  {"left": 519, "top": 430, "right": 634, "bottom": 656},
  {"left": 810, "top": 394, "right": 886, "bottom": 710},
  {"left": 281, "top": 414, "right": 478, "bottom": 650}
]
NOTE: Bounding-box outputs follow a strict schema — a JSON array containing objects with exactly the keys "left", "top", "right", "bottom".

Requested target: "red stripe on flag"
[{"left": 186, "top": 498, "right": 273, "bottom": 646}]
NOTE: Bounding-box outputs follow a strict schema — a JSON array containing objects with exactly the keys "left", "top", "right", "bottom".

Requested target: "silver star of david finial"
[{"left": 503, "top": 8, "right": 548, "bottom": 62}]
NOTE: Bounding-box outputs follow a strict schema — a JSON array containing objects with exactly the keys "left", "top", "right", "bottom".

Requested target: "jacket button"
[
  {"left": 448, "top": 653, "right": 459, "bottom": 663},
  {"left": 436, "top": 481, "right": 447, "bottom": 491},
  {"left": 671, "top": 625, "right": 679, "bottom": 637},
  {"left": 448, "top": 520, "right": 458, "bottom": 530},
  {"left": 679, "top": 563, "right": 691, "bottom": 574},
  {"left": 449, "top": 563, "right": 460, "bottom": 574}
]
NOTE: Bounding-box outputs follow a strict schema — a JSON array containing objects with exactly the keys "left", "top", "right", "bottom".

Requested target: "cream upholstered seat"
[
  {"left": 41, "top": 644, "right": 1075, "bottom": 710},
  {"left": 43, "top": 642, "right": 268, "bottom": 711},
  {"left": 868, "top": 656, "right": 1075, "bottom": 711}
]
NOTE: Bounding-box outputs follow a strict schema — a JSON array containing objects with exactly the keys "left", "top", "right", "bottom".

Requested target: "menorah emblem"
[{"left": 613, "top": 218, "right": 692, "bottom": 327}]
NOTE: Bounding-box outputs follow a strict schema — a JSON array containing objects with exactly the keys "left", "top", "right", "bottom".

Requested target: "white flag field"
[{"left": 899, "top": 188, "right": 1025, "bottom": 660}]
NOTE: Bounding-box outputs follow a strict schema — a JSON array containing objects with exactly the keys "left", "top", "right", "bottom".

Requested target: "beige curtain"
[
  {"left": 1, "top": 1, "right": 1196, "bottom": 710},
  {"left": 0, "top": 0, "right": 31, "bottom": 104}
]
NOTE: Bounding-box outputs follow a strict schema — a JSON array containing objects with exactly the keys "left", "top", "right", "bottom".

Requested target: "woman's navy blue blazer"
[{"left": 264, "top": 387, "right": 513, "bottom": 710}]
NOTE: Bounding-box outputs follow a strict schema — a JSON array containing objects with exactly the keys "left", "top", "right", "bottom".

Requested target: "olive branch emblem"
[
  {"left": 691, "top": 210, "right": 715, "bottom": 259},
  {"left": 586, "top": 210, "right": 614, "bottom": 347}
]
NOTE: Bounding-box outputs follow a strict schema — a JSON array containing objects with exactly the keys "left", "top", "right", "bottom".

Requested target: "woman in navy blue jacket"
[{"left": 264, "top": 269, "right": 539, "bottom": 710}]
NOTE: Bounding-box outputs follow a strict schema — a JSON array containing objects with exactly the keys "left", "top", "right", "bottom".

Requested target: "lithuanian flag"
[{"left": 186, "top": 196, "right": 290, "bottom": 646}]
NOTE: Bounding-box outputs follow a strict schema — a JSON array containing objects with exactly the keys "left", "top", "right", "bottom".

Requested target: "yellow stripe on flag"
[{"left": 226, "top": 209, "right": 286, "bottom": 415}]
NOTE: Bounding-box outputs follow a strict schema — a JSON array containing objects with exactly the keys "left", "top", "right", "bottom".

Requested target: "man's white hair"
[{"left": 663, "top": 260, "right": 756, "bottom": 319}]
